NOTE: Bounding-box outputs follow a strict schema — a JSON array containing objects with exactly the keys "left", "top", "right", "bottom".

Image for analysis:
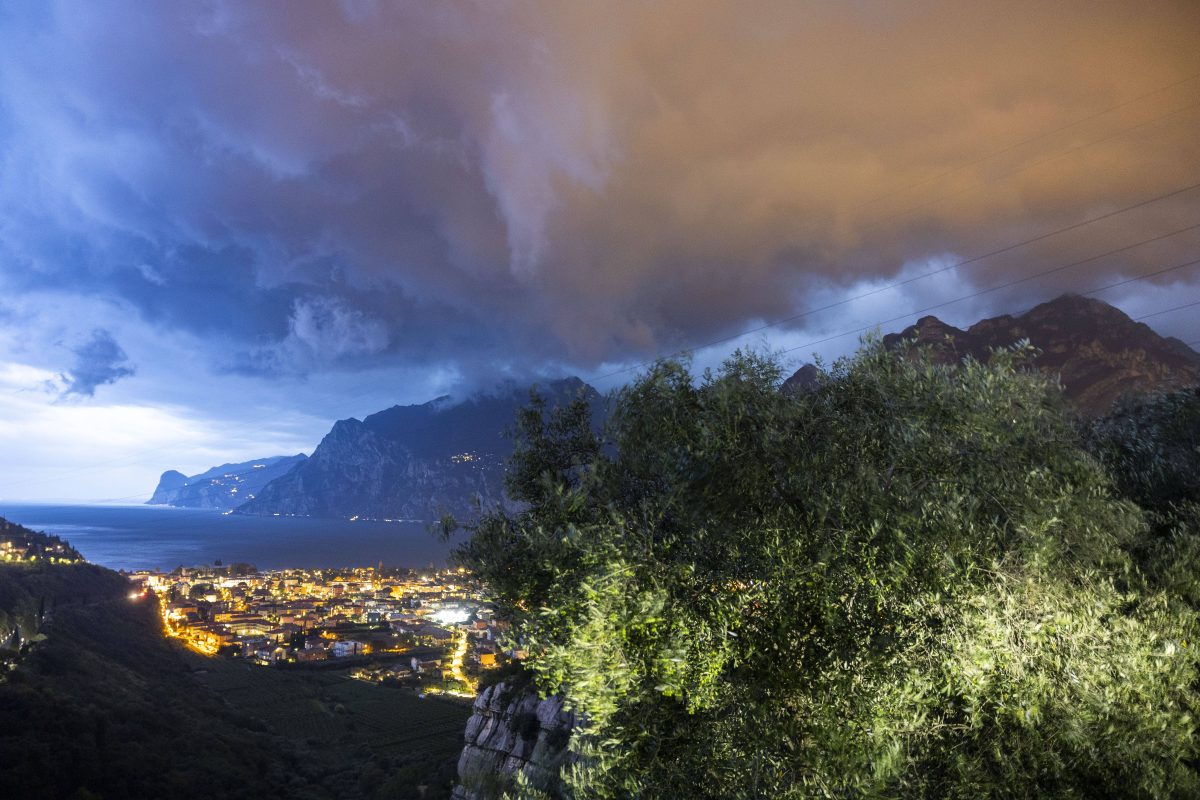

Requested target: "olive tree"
[{"left": 456, "top": 343, "right": 1200, "bottom": 798}]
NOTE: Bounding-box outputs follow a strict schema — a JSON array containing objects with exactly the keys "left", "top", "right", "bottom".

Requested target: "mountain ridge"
[
  {"left": 238, "top": 377, "right": 603, "bottom": 521},
  {"left": 147, "top": 454, "right": 308, "bottom": 510},
  {"left": 163, "top": 296, "right": 1197, "bottom": 521},
  {"left": 876, "top": 294, "right": 1200, "bottom": 415}
]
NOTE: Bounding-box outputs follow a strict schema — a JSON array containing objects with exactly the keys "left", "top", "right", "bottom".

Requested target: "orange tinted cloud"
[{"left": 1, "top": 0, "right": 1198, "bottom": 371}]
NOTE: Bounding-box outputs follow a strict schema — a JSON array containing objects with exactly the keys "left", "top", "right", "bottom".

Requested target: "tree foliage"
[
  {"left": 1084, "top": 385, "right": 1200, "bottom": 618},
  {"left": 1084, "top": 386, "right": 1200, "bottom": 514},
  {"left": 456, "top": 343, "right": 1200, "bottom": 798}
]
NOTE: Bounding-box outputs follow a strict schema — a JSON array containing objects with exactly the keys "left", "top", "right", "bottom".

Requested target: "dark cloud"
[
  {"left": 0, "top": 0, "right": 1198, "bottom": 385},
  {"left": 57, "top": 329, "right": 135, "bottom": 398}
]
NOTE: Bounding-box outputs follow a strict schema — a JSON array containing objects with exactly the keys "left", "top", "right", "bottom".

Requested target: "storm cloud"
[
  {"left": 56, "top": 328, "right": 135, "bottom": 398},
  {"left": 1, "top": 0, "right": 1199, "bottom": 381}
]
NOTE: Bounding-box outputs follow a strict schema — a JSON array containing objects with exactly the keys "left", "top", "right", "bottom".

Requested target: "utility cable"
[
  {"left": 853, "top": 71, "right": 1200, "bottom": 213},
  {"left": 1134, "top": 298, "right": 1200, "bottom": 321},
  {"left": 594, "top": 178, "right": 1200, "bottom": 381},
  {"left": 864, "top": 97, "right": 1200, "bottom": 231},
  {"left": 776, "top": 255, "right": 1200, "bottom": 358}
]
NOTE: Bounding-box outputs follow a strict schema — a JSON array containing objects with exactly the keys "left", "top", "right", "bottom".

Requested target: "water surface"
[{"left": 0, "top": 503, "right": 460, "bottom": 571}]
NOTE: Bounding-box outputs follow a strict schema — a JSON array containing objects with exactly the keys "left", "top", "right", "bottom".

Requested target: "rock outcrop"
[
  {"left": 453, "top": 681, "right": 576, "bottom": 800},
  {"left": 781, "top": 363, "right": 820, "bottom": 396},
  {"left": 876, "top": 294, "right": 1200, "bottom": 416}
]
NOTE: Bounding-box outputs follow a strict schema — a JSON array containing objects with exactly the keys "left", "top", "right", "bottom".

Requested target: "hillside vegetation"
[{"left": 0, "top": 547, "right": 468, "bottom": 799}]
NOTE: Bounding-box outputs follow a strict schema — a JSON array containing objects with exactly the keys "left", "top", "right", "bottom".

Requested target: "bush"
[
  {"left": 1084, "top": 386, "right": 1200, "bottom": 513},
  {"left": 477, "top": 659, "right": 534, "bottom": 694},
  {"left": 457, "top": 343, "right": 1200, "bottom": 798}
]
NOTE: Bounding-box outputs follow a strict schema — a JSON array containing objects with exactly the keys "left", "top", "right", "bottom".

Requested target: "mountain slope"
[
  {"left": 0, "top": 524, "right": 332, "bottom": 799},
  {"left": 147, "top": 454, "right": 308, "bottom": 510},
  {"left": 239, "top": 378, "right": 603, "bottom": 521},
  {"left": 878, "top": 294, "right": 1200, "bottom": 415},
  {"left": 0, "top": 518, "right": 468, "bottom": 799}
]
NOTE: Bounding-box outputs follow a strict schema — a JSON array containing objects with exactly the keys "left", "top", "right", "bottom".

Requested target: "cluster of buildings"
[
  {"left": 130, "top": 564, "right": 508, "bottom": 689},
  {"left": 0, "top": 519, "right": 81, "bottom": 565}
]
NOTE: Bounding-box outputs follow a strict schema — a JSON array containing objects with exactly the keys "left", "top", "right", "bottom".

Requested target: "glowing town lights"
[{"left": 430, "top": 607, "right": 470, "bottom": 625}]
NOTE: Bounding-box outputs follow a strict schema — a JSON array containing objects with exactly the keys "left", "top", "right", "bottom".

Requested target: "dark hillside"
[
  {"left": 0, "top": 557, "right": 333, "bottom": 799},
  {"left": 0, "top": 524, "right": 468, "bottom": 799}
]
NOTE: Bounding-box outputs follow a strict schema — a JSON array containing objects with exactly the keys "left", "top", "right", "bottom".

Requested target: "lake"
[{"left": 0, "top": 503, "right": 463, "bottom": 572}]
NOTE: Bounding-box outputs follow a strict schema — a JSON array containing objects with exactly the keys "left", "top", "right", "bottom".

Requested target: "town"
[
  {"left": 128, "top": 563, "right": 507, "bottom": 695},
  {"left": 0, "top": 519, "right": 82, "bottom": 565}
]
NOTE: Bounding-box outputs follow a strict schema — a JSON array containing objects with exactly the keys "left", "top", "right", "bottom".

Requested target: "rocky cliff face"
[
  {"left": 878, "top": 294, "right": 1200, "bottom": 416},
  {"left": 453, "top": 681, "right": 576, "bottom": 800},
  {"left": 146, "top": 454, "right": 308, "bottom": 510},
  {"left": 239, "top": 378, "right": 604, "bottom": 522},
  {"left": 781, "top": 363, "right": 820, "bottom": 396}
]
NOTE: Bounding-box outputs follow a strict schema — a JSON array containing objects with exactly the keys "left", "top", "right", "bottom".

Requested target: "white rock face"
[{"left": 452, "top": 681, "right": 576, "bottom": 800}]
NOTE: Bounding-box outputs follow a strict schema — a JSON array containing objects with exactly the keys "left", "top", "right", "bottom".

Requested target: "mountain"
[
  {"left": 874, "top": 294, "right": 1200, "bottom": 416},
  {"left": 238, "top": 378, "right": 603, "bottom": 522},
  {"left": 781, "top": 363, "right": 820, "bottom": 396},
  {"left": 146, "top": 454, "right": 308, "bottom": 510}
]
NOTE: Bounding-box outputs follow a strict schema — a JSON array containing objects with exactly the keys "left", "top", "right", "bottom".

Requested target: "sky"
[{"left": 2, "top": 0, "right": 1199, "bottom": 501}]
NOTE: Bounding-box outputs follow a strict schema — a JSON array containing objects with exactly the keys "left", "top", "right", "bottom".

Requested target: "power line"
[
  {"left": 588, "top": 101, "right": 1200, "bottom": 383},
  {"left": 864, "top": 97, "right": 1200, "bottom": 231},
  {"left": 10, "top": 267, "right": 1199, "bottom": 510},
  {"left": 9, "top": 189, "right": 1198, "bottom": 498},
  {"left": 594, "top": 177, "right": 1200, "bottom": 381},
  {"left": 10, "top": 103, "right": 1200, "bottom": 496},
  {"left": 1134, "top": 298, "right": 1200, "bottom": 321},
  {"left": 943, "top": 223, "right": 1200, "bottom": 299},
  {"left": 16, "top": 280, "right": 1200, "bottom": 537},
  {"left": 776, "top": 255, "right": 1200, "bottom": 358},
  {"left": 1089, "top": 260, "right": 1200, "bottom": 294},
  {"left": 852, "top": 71, "right": 1200, "bottom": 214},
  {"left": 12, "top": 280, "right": 1200, "bottom": 533}
]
